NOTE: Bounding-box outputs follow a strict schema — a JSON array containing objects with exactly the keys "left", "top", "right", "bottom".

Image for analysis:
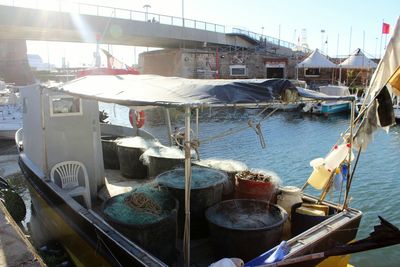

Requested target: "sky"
[{"left": 13, "top": 0, "right": 399, "bottom": 67}]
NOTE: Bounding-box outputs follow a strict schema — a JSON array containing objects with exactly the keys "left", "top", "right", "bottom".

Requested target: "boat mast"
[{"left": 183, "top": 105, "right": 192, "bottom": 267}]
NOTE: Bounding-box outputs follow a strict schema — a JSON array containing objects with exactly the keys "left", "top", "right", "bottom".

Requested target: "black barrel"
[
  {"left": 102, "top": 186, "right": 178, "bottom": 264},
  {"left": 143, "top": 147, "right": 185, "bottom": 178},
  {"left": 205, "top": 199, "right": 287, "bottom": 262},
  {"left": 117, "top": 137, "right": 157, "bottom": 179},
  {"left": 156, "top": 167, "right": 227, "bottom": 239},
  {"left": 101, "top": 136, "right": 120, "bottom": 169},
  {"left": 193, "top": 159, "right": 248, "bottom": 200}
]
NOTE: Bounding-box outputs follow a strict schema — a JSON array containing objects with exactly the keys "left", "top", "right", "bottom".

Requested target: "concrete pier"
[
  {"left": 0, "top": 202, "right": 43, "bottom": 266},
  {"left": 0, "top": 141, "right": 45, "bottom": 267}
]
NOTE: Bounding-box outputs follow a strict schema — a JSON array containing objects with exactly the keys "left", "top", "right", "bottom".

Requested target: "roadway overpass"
[{"left": 0, "top": 4, "right": 255, "bottom": 49}]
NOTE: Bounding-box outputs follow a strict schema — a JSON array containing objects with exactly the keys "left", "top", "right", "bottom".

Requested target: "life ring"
[{"left": 129, "top": 109, "right": 145, "bottom": 128}]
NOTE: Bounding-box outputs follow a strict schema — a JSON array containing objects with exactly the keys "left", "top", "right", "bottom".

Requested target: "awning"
[{"left": 44, "top": 76, "right": 354, "bottom": 108}]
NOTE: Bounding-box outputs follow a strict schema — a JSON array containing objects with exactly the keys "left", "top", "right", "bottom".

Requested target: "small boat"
[
  {"left": 0, "top": 83, "right": 22, "bottom": 140},
  {"left": 76, "top": 49, "right": 139, "bottom": 78},
  {"left": 394, "top": 96, "right": 400, "bottom": 122},
  {"left": 302, "top": 85, "right": 352, "bottom": 115},
  {"left": 16, "top": 18, "right": 400, "bottom": 267}
]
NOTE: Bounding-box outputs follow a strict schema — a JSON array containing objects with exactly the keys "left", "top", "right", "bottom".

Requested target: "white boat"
[
  {"left": 394, "top": 96, "right": 400, "bottom": 122},
  {"left": 302, "top": 85, "right": 352, "bottom": 115},
  {"left": 0, "top": 83, "right": 22, "bottom": 140}
]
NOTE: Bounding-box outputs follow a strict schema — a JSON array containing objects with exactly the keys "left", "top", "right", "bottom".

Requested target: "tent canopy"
[
  {"left": 297, "top": 49, "right": 337, "bottom": 68},
  {"left": 340, "top": 49, "right": 378, "bottom": 69}
]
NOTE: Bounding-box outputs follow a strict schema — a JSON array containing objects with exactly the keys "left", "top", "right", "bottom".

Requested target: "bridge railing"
[
  {"left": 232, "top": 28, "right": 312, "bottom": 53},
  {"left": 0, "top": 0, "right": 226, "bottom": 33}
]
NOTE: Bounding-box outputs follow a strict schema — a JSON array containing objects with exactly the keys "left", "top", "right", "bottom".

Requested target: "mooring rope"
[{"left": 200, "top": 108, "right": 279, "bottom": 145}]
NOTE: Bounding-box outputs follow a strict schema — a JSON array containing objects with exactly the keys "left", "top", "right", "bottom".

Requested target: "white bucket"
[
  {"left": 277, "top": 186, "right": 302, "bottom": 239},
  {"left": 277, "top": 186, "right": 303, "bottom": 216}
]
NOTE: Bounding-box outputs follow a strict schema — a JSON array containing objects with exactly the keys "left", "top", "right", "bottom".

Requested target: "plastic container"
[
  {"left": 193, "top": 159, "right": 248, "bottom": 200},
  {"left": 205, "top": 199, "right": 287, "bottom": 262},
  {"left": 235, "top": 172, "right": 277, "bottom": 202},
  {"left": 142, "top": 146, "right": 185, "bottom": 178},
  {"left": 277, "top": 186, "right": 303, "bottom": 216},
  {"left": 306, "top": 165, "right": 332, "bottom": 190},
  {"left": 156, "top": 167, "right": 227, "bottom": 239},
  {"left": 324, "top": 143, "right": 352, "bottom": 171},
  {"left": 102, "top": 187, "right": 178, "bottom": 264},
  {"left": 117, "top": 137, "right": 156, "bottom": 179},
  {"left": 291, "top": 202, "right": 334, "bottom": 236},
  {"left": 148, "top": 156, "right": 184, "bottom": 178},
  {"left": 101, "top": 136, "right": 120, "bottom": 169},
  {"left": 277, "top": 186, "right": 302, "bottom": 239}
]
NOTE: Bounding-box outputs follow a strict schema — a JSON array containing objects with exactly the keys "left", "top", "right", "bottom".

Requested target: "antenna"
[{"left": 300, "top": 29, "right": 309, "bottom": 48}]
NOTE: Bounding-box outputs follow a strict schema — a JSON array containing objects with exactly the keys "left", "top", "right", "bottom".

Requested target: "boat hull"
[
  {"left": 0, "top": 129, "right": 18, "bottom": 140},
  {"left": 321, "top": 102, "right": 351, "bottom": 115},
  {"left": 394, "top": 105, "right": 400, "bottom": 122},
  {"left": 18, "top": 153, "right": 167, "bottom": 267}
]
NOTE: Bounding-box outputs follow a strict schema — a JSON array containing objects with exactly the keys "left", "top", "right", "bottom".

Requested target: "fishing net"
[
  {"left": 103, "top": 185, "right": 176, "bottom": 225},
  {"left": 206, "top": 200, "right": 283, "bottom": 230},
  {"left": 156, "top": 167, "right": 227, "bottom": 189}
]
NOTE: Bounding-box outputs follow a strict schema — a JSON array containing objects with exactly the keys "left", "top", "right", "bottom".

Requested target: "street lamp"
[
  {"left": 261, "top": 26, "right": 264, "bottom": 36},
  {"left": 143, "top": 4, "right": 151, "bottom": 22},
  {"left": 182, "top": 0, "right": 185, "bottom": 27},
  {"left": 292, "top": 46, "right": 300, "bottom": 80},
  {"left": 320, "top": 29, "right": 325, "bottom": 52}
]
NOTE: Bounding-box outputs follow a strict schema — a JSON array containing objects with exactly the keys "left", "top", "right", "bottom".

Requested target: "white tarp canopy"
[
  {"left": 340, "top": 49, "right": 378, "bottom": 69},
  {"left": 319, "top": 85, "right": 350, "bottom": 97},
  {"left": 297, "top": 49, "right": 337, "bottom": 68}
]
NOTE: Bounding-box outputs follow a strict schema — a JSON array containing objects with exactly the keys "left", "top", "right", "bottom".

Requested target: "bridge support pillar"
[{"left": 0, "top": 40, "right": 35, "bottom": 85}]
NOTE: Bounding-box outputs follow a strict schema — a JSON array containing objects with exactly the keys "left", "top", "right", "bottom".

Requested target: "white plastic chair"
[
  {"left": 15, "top": 128, "right": 23, "bottom": 151},
  {"left": 50, "top": 161, "right": 91, "bottom": 208}
]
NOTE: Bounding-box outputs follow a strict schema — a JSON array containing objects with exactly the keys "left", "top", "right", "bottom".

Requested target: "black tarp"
[{"left": 45, "top": 75, "right": 354, "bottom": 108}]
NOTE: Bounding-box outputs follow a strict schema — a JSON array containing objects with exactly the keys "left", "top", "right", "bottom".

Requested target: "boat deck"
[{"left": 98, "top": 169, "right": 156, "bottom": 201}]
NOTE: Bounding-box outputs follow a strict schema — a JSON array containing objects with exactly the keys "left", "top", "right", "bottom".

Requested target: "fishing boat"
[
  {"left": 76, "top": 48, "right": 140, "bottom": 78},
  {"left": 16, "top": 18, "right": 400, "bottom": 267},
  {"left": 302, "top": 85, "right": 352, "bottom": 115}
]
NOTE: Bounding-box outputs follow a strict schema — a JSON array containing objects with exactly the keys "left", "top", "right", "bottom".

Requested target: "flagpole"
[
  {"left": 385, "top": 34, "right": 388, "bottom": 50},
  {"left": 337, "top": 33, "right": 341, "bottom": 85},
  {"left": 380, "top": 20, "right": 384, "bottom": 59},
  {"left": 348, "top": 26, "right": 352, "bottom": 55},
  {"left": 362, "top": 30, "right": 365, "bottom": 68}
]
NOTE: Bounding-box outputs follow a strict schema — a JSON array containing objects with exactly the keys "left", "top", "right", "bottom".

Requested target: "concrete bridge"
[
  {"left": 0, "top": 2, "right": 310, "bottom": 52},
  {"left": 0, "top": 4, "right": 254, "bottom": 49},
  {"left": 0, "top": 2, "right": 309, "bottom": 83}
]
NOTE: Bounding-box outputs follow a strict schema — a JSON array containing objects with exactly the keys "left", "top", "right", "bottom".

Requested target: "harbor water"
[{"left": 101, "top": 103, "right": 400, "bottom": 267}]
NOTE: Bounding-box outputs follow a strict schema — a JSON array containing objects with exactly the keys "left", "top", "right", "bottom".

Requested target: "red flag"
[{"left": 382, "top": 22, "right": 390, "bottom": 34}]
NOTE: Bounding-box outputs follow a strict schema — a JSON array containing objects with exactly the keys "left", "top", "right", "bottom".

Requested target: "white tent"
[
  {"left": 297, "top": 49, "right": 337, "bottom": 68},
  {"left": 340, "top": 48, "right": 378, "bottom": 69}
]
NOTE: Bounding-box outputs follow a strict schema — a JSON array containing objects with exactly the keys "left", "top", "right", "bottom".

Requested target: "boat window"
[
  {"left": 304, "top": 68, "right": 320, "bottom": 77},
  {"left": 230, "top": 65, "right": 247, "bottom": 76},
  {"left": 50, "top": 95, "right": 82, "bottom": 117}
]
